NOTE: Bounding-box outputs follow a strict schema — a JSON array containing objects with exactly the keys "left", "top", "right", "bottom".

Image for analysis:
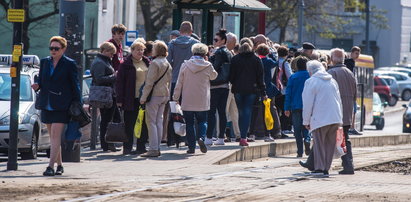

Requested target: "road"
[{"left": 363, "top": 100, "right": 406, "bottom": 134}]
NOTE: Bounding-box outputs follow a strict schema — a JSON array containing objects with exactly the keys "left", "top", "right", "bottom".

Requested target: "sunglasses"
[
  {"left": 49, "top": 46, "right": 61, "bottom": 51},
  {"left": 214, "top": 38, "right": 219, "bottom": 42}
]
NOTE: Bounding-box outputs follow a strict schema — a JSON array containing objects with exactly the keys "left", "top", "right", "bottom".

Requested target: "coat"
[
  {"left": 90, "top": 54, "right": 116, "bottom": 88},
  {"left": 209, "top": 45, "right": 232, "bottom": 86},
  {"left": 116, "top": 55, "right": 151, "bottom": 111},
  {"left": 173, "top": 57, "right": 218, "bottom": 111},
  {"left": 327, "top": 64, "right": 357, "bottom": 126},
  {"left": 261, "top": 56, "right": 280, "bottom": 98},
  {"left": 284, "top": 70, "right": 310, "bottom": 111},
  {"left": 302, "top": 70, "right": 343, "bottom": 132},
  {"left": 229, "top": 52, "right": 266, "bottom": 96},
  {"left": 37, "top": 55, "right": 81, "bottom": 111},
  {"left": 140, "top": 57, "right": 172, "bottom": 102}
]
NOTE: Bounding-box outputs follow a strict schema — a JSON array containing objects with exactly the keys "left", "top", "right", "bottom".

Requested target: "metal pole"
[
  {"left": 298, "top": 0, "right": 305, "bottom": 46},
  {"left": 360, "top": 83, "right": 365, "bottom": 131},
  {"left": 90, "top": 106, "right": 98, "bottom": 150},
  {"left": 7, "top": 0, "right": 24, "bottom": 171},
  {"left": 365, "top": 0, "right": 370, "bottom": 54}
]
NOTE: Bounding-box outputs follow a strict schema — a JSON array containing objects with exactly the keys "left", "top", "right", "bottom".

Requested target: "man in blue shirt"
[{"left": 285, "top": 56, "right": 311, "bottom": 157}]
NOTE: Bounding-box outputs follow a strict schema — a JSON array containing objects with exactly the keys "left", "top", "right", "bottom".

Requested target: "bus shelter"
[{"left": 172, "top": 0, "right": 270, "bottom": 44}]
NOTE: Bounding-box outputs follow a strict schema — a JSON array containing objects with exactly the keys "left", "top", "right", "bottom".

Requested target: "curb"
[
  {"left": 385, "top": 106, "right": 406, "bottom": 114},
  {"left": 214, "top": 133, "right": 411, "bottom": 165}
]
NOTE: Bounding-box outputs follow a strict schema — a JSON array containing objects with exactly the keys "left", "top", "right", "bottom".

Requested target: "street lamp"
[{"left": 298, "top": 0, "right": 305, "bottom": 46}]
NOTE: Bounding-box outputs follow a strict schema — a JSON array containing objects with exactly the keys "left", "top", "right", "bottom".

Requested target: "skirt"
[{"left": 41, "top": 110, "right": 70, "bottom": 124}]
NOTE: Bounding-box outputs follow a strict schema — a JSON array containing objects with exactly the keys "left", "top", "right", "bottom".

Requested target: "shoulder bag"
[
  {"left": 69, "top": 101, "right": 91, "bottom": 128},
  {"left": 89, "top": 85, "right": 113, "bottom": 108},
  {"left": 141, "top": 66, "right": 169, "bottom": 103},
  {"left": 105, "top": 108, "right": 128, "bottom": 143}
]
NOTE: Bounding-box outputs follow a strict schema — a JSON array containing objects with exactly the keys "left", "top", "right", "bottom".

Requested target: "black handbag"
[
  {"left": 69, "top": 101, "right": 91, "bottom": 128},
  {"left": 89, "top": 86, "right": 113, "bottom": 108},
  {"left": 105, "top": 110, "right": 128, "bottom": 143}
]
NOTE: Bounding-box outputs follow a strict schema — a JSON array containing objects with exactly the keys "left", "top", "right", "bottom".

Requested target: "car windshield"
[
  {"left": 0, "top": 73, "right": 32, "bottom": 101},
  {"left": 373, "top": 94, "right": 381, "bottom": 105}
]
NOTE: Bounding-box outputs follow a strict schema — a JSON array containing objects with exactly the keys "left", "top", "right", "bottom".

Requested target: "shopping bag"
[
  {"left": 134, "top": 105, "right": 145, "bottom": 138},
  {"left": 65, "top": 121, "right": 82, "bottom": 141},
  {"left": 172, "top": 102, "right": 186, "bottom": 137},
  {"left": 263, "top": 98, "right": 274, "bottom": 130},
  {"left": 334, "top": 127, "right": 347, "bottom": 159}
]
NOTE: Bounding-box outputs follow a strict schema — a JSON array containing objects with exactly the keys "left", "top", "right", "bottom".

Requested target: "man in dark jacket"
[{"left": 107, "top": 24, "right": 126, "bottom": 71}]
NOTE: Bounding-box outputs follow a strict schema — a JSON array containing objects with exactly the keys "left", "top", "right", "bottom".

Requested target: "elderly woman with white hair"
[
  {"left": 173, "top": 43, "right": 218, "bottom": 154},
  {"left": 302, "top": 60, "right": 343, "bottom": 176}
]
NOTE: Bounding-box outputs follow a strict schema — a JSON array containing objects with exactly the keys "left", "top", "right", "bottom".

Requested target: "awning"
[{"left": 172, "top": 0, "right": 271, "bottom": 11}]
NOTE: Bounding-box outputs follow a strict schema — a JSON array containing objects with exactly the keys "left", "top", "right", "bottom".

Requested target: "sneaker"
[
  {"left": 264, "top": 136, "right": 275, "bottom": 142},
  {"left": 235, "top": 137, "right": 241, "bottom": 142},
  {"left": 297, "top": 154, "right": 303, "bottom": 158},
  {"left": 43, "top": 166, "right": 55, "bottom": 176},
  {"left": 55, "top": 165, "right": 64, "bottom": 175},
  {"left": 239, "top": 138, "right": 249, "bottom": 146},
  {"left": 283, "top": 130, "right": 294, "bottom": 134},
  {"left": 323, "top": 170, "right": 329, "bottom": 177},
  {"left": 198, "top": 139, "right": 207, "bottom": 153},
  {"left": 204, "top": 138, "right": 213, "bottom": 145},
  {"left": 212, "top": 137, "right": 218, "bottom": 141},
  {"left": 141, "top": 150, "right": 160, "bottom": 157},
  {"left": 247, "top": 135, "right": 255, "bottom": 142},
  {"left": 349, "top": 128, "right": 362, "bottom": 135},
  {"left": 224, "top": 138, "right": 231, "bottom": 142},
  {"left": 214, "top": 138, "right": 225, "bottom": 145}
]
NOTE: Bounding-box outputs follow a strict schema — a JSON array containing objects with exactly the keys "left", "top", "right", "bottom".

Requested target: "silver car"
[
  {"left": 0, "top": 55, "right": 49, "bottom": 159},
  {"left": 374, "top": 70, "right": 411, "bottom": 101},
  {"left": 377, "top": 75, "right": 400, "bottom": 106},
  {"left": 377, "top": 67, "right": 411, "bottom": 77}
]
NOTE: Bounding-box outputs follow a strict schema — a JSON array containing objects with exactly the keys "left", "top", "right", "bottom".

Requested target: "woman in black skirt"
[{"left": 31, "top": 36, "right": 81, "bottom": 176}]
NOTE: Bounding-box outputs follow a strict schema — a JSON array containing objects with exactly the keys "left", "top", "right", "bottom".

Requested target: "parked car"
[
  {"left": 371, "top": 93, "right": 386, "bottom": 130},
  {"left": 0, "top": 55, "right": 49, "bottom": 159},
  {"left": 374, "top": 70, "right": 411, "bottom": 101},
  {"left": 403, "top": 102, "right": 411, "bottom": 133},
  {"left": 377, "top": 67, "right": 411, "bottom": 77},
  {"left": 373, "top": 76, "right": 391, "bottom": 103},
  {"left": 377, "top": 75, "right": 400, "bottom": 106}
]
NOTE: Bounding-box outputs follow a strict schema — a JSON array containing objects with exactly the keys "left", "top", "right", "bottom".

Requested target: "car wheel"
[
  {"left": 388, "top": 96, "right": 398, "bottom": 107},
  {"left": 379, "top": 94, "right": 388, "bottom": 103},
  {"left": 376, "top": 118, "right": 385, "bottom": 130},
  {"left": 402, "top": 90, "right": 411, "bottom": 101},
  {"left": 20, "top": 131, "right": 38, "bottom": 160}
]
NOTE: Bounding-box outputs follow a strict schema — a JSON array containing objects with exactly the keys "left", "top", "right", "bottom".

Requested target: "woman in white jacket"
[{"left": 302, "top": 60, "right": 343, "bottom": 176}]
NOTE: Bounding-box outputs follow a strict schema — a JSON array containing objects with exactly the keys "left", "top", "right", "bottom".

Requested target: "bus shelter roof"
[{"left": 172, "top": 0, "right": 271, "bottom": 11}]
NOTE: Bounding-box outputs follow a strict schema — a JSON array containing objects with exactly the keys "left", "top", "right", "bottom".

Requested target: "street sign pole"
[{"left": 7, "top": 0, "right": 24, "bottom": 171}]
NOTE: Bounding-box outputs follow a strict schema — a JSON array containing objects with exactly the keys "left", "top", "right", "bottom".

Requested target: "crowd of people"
[{"left": 34, "top": 21, "right": 362, "bottom": 177}]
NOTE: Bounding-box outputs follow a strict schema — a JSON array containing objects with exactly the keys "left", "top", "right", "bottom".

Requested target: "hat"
[
  {"left": 170, "top": 30, "right": 180, "bottom": 37},
  {"left": 302, "top": 42, "right": 316, "bottom": 50}
]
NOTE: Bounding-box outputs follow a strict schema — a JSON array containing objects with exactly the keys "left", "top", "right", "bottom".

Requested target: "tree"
[
  {"left": 139, "top": 0, "right": 172, "bottom": 41},
  {"left": 0, "top": 0, "right": 59, "bottom": 54}
]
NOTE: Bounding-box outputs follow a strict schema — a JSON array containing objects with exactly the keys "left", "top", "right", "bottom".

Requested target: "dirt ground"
[{"left": 360, "top": 158, "right": 411, "bottom": 175}]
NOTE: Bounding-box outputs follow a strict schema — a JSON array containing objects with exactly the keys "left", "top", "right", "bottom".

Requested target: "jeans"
[
  {"left": 183, "top": 111, "right": 208, "bottom": 150},
  {"left": 207, "top": 88, "right": 229, "bottom": 139},
  {"left": 234, "top": 93, "right": 257, "bottom": 139},
  {"left": 292, "top": 109, "right": 310, "bottom": 155}
]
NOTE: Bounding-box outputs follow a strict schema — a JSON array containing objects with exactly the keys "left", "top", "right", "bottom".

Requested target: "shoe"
[
  {"left": 239, "top": 138, "right": 249, "bottom": 146},
  {"left": 123, "top": 149, "right": 132, "bottom": 155},
  {"left": 132, "top": 149, "right": 148, "bottom": 155},
  {"left": 186, "top": 149, "right": 195, "bottom": 154},
  {"left": 247, "top": 135, "right": 255, "bottom": 142},
  {"left": 299, "top": 160, "right": 314, "bottom": 171},
  {"left": 235, "top": 137, "right": 241, "bottom": 142},
  {"left": 214, "top": 138, "right": 225, "bottom": 145},
  {"left": 204, "top": 138, "right": 213, "bottom": 146},
  {"left": 297, "top": 154, "right": 303, "bottom": 158},
  {"left": 304, "top": 142, "right": 311, "bottom": 156},
  {"left": 338, "top": 170, "right": 355, "bottom": 175},
  {"left": 55, "top": 165, "right": 64, "bottom": 175},
  {"left": 108, "top": 145, "right": 121, "bottom": 152},
  {"left": 280, "top": 132, "right": 289, "bottom": 139},
  {"left": 212, "top": 137, "right": 218, "bottom": 141},
  {"left": 311, "top": 170, "right": 325, "bottom": 176},
  {"left": 43, "top": 166, "right": 55, "bottom": 176},
  {"left": 323, "top": 170, "right": 329, "bottom": 177},
  {"left": 264, "top": 136, "right": 275, "bottom": 142},
  {"left": 283, "top": 130, "right": 294, "bottom": 134},
  {"left": 141, "top": 150, "right": 160, "bottom": 157},
  {"left": 224, "top": 138, "right": 232, "bottom": 142},
  {"left": 198, "top": 139, "right": 207, "bottom": 153},
  {"left": 349, "top": 128, "right": 362, "bottom": 135}
]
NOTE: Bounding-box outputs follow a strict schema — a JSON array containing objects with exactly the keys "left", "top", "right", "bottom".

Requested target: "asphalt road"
[{"left": 363, "top": 100, "right": 407, "bottom": 134}]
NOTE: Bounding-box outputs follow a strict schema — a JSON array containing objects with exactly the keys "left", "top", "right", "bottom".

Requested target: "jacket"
[
  {"left": 108, "top": 39, "right": 123, "bottom": 71},
  {"left": 37, "top": 55, "right": 81, "bottom": 111},
  {"left": 140, "top": 57, "right": 172, "bottom": 102},
  {"left": 327, "top": 64, "right": 357, "bottom": 126},
  {"left": 229, "top": 52, "right": 266, "bottom": 96},
  {"left": 116, "top": 55, "right": 151, "bottom": 111},
  {"left": 173, "top": 57, "right": 218, "bottom": 111},
  {"left": 209, "top": 46, "right": 232, "bottom": 86},
  {"left": 90, "top": 54, "right": 116, "bottom": 88},
  {"left": 167, "top": 35, "right": 200, "bottom": 83},
  {"left": 260, "top": 56, "right": 280, "bottom": 98},
  {"left": 284, "top": 70, "right": 310, "bottom": 111},
  {"left": 302, "top": 70, "right": 343, "bottom": 132}
]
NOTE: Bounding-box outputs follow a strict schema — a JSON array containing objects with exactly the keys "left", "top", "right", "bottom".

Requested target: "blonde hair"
[
  {"left": 191, "top": 43, "right": 208, "bottom": 56},
  {"left": 130, "top": 41, "right": 146, "bottom": 51},
  {"left": 153, "top": 40, "right": 168, "bottom": 57},
  {"left": 99, "top": 42, "right": 117, "bottom": 54},
  {"left": 135, "top": 37, "right": 146, "bottom": 44},
  {"left": 49, "top": 36, "right": 67, "bottom": 48}
]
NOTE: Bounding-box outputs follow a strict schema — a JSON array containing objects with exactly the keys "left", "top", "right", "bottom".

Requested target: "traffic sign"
[
  {"left": 125, "top": 31, "right": 138, "bottom": 47},
  {"left": 7, "top": 9, "right": 25, "bottom": 22}
]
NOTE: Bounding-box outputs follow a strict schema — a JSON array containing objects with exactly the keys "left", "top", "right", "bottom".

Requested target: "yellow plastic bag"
[
  {"left": 134, "top": 106, "right": 145, "bottom": 138},
  {"left": 263, "top": 98, "right": 274, "bottom": 130}
]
